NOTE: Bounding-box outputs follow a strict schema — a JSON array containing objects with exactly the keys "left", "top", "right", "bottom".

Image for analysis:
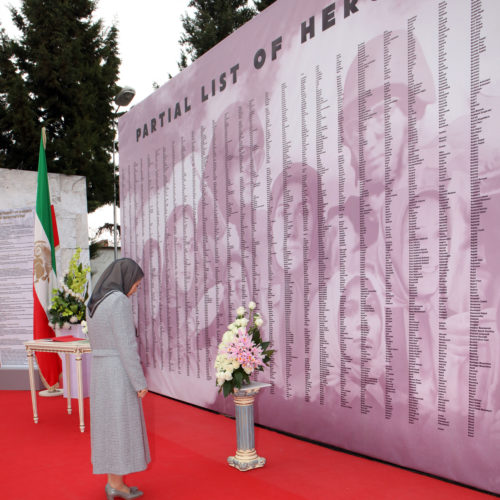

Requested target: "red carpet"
[{"left": 0, "top": 391, "right": 494, "bottom": 499}]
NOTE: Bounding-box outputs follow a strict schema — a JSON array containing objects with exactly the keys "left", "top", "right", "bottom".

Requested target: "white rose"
[
  {"left": 236, "top": 306, "right": 245, "bottom": 317},
  {"left": 217, "top": 377, "right": 225, "bottom": 386},
  {"left": 248, "top": 301, "right": 256, "bottom": 310},
  {"left": 224, "top": 371, "right": 233, "bottom": 381},
  {"left": 243, "top": 365, "right": 253, "bottom": 375},
  {"left": 232, "top": 360, "right": 240, "bottom": 369},
  {"left": 255, "top": 317, "right": 264, "bottom": 327},
  {"left": 222, "top": 331, "right": 234, "bottom": 344},
  {"left": 240, "top": 318, "right": 249, "bottom": 327}
]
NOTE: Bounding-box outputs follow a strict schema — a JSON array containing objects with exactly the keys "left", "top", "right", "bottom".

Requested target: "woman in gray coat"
[{"left": 87, "top": 258, "right": 150, "bottom": 500}]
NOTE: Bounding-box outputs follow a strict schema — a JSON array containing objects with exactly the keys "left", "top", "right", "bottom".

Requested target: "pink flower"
[{"left": 218, "top": 326, "right": 265, "bottom": 372}]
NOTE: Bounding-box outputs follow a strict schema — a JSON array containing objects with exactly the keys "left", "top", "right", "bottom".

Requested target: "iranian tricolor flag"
[{"left": 33, "top": 129, "right": 62, "bottom": 388}]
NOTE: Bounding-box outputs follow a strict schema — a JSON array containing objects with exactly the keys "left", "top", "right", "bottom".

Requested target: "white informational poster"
[{"left": 0, "top": 207, "right": 34, "bottom": 366}]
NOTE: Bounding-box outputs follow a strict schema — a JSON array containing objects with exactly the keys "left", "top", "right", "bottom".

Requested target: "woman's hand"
[{"left": 137, "top": 388, "right": 148, "bottom": 399}]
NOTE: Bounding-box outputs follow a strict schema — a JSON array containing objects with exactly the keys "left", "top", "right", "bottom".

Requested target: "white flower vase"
[{"left": 57, "top": 324, "right": 91, "bottom": 399}]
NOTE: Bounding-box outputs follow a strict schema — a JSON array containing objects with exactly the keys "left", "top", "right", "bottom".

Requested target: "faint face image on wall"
[
  {"left": 341, "top": 273, "right": 385, "bottom": 402},
  {"left": 165, "top": 204, "right": 195, "bottom": 296},
  {"left": 141, "top": 238, "right": 161, "bottom": 321},
  {"left": 392, "top": 190, "right": 439, "bottom": 300},
  {"left": 342, "top": 32, "right": 434, "bottom": 192},
  {"left": 220, "top": 253, "right": 250, "bottom": 324},
  {"left": 205, "top": 101, "right": 265, "bottom": 222},
  {"left": 475, "top": 190, "right": 500, "bottom": 302},
  {"left": 271, "top": 163, "right": 319, "bottom": 274}
]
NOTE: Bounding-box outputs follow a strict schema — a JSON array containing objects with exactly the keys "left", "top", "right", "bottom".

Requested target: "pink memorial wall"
[{"left": 118, "top": 0, "right": 500, "bottom": 493}]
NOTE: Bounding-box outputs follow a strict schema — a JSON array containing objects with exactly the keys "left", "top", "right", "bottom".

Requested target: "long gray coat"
[{"left": 87, "top": 291, "right": 150, "bottom": 475}]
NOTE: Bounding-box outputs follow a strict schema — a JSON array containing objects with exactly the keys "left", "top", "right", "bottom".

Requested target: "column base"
[
  {"left": 227, "top": 448, "right": 266, "bottom": 471},
  {"left": 39, "top": 388, "right": 63, "bottom": 397}
]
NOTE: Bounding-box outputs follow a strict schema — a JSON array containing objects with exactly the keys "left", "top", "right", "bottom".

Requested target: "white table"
[{"left": 24, "top": 339, "right": 92, "bottom": 432}]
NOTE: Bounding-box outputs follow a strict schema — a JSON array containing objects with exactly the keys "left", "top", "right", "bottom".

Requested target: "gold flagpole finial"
[{"left": 41, "top": 127, "right": 47, "bottom": 149}]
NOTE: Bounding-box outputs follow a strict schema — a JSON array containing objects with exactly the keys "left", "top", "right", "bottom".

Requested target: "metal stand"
[{"left": 228, "top": 382, "right": 271, "bottom": 471}]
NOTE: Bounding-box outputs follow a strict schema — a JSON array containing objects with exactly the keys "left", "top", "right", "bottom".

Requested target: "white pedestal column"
[{"left": 227, "top": 381, "right": 271, "bottom": 471}]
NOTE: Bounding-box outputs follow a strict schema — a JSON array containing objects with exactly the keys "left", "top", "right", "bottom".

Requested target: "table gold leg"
[
  {"left": 76, "top": 352, "right": 85, "bottom": 432},
  {"left": 26, "top": 350, "right": 39, "bottom": 424},
  {"left": 65, "top": 353, "right": 72, "bottom": 415}
]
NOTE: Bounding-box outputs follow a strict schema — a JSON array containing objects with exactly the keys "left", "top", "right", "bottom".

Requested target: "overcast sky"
[
  {"left": 1, "top": 0, "right": 192, "bottom": 235},
  {"left": 1, "top": 0, "right": 191, "bottom": 102}
]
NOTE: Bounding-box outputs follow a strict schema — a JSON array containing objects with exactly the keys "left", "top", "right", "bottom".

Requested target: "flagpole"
[
  {"left": 112, "top": 124, "right": 118, "bottom": 260},
  {"left": 112, "top": 87, "right": 135, "bottom": 260}
]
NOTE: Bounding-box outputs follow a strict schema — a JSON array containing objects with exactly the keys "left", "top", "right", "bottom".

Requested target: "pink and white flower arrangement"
[{"left": 215, "top": 301, "right": 274, "bottom": 397}]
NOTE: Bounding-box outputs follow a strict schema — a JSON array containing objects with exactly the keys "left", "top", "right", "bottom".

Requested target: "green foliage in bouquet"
[
  {"left": 215, "top": 302, "right": 275, "bottom": 397},
  {"left": 48, "top": 248, "right": 90, "bottom": 328}
]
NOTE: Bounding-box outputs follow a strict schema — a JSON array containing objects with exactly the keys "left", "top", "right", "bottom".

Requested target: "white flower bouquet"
[
  {"left": 215, "top": 301, "right": 274, "bottom": 397},
  {"left": 48, "top": 248, "right": 90, "bottom": 328}
]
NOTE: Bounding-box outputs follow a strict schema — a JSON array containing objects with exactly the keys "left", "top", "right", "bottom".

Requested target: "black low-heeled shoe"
[{"left": 105, "top": 483, "right": 144, "bottom": 499}]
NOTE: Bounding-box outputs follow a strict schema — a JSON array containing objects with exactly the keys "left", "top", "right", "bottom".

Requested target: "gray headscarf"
[{"left": 87, "top": 258, "right": 144, "bottom": 318}]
